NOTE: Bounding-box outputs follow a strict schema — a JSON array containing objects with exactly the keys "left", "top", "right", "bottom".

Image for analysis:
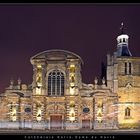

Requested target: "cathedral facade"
[{"left": 0, "top": 26, "right": 140, "bottom": 130}]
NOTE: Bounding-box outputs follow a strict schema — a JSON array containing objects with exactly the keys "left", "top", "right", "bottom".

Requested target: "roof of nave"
[{"left": 30, "top": 49, "right": 84, "bottom": 65}]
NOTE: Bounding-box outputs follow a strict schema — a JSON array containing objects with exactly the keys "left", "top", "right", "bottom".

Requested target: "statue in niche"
[
  {"left": 36, "top": 103, "right": 42, "bottom": 118},
  {"left": 71, "top": 75, "right": 75, "bottom": 83},
  {"left": 70, "top": 66, "right": 75, "bottom": 73},
  {"left": 97, "top": 102, "right": 103, "bottom": 123},
  {"left": 71, "top": 113, "right": 75, "bottom": 117},
  {"left": 9, "top": 103, "right": 17, "bottom": 121},
  {"left": 97, "top": 103, "right": 103, "bottom": 108},
  {"left": 36, "top": 68, "right": 42, "bottom": 86},
  {"left": 36, "top": 103, "right": 41, "bottom": 109},
  {"left": 70, "top": 101, "right": 75, "bottom": 108},
  {"left": 98, "top": 112, "right": 102, "bottom": 117}
]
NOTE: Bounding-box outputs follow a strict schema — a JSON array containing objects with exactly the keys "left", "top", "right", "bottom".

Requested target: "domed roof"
[{"left": 30, "top": 49, "right": 84, "bottom": 65}]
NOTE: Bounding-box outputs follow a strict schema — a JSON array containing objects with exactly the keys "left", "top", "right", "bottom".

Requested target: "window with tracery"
[{"left": 48, "top": 70, "right": 64, "bottom": 96}]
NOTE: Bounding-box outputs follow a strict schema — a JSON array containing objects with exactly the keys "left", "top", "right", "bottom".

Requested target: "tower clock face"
[{"left": 83, "top": 107, "right": 90, "bottom": 113}]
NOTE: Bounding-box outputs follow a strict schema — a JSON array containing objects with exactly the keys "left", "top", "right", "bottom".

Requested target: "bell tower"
[{"left": 116, "top": 22, "right": 132, "bottom": 57}]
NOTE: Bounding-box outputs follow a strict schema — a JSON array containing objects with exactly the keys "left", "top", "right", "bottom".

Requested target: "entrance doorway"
[
  {"left": 82, "top": 120, "right": 90, "bottom": 129},
  {"left": 50, "top": 115, "right": 62, "bottom": 129}
]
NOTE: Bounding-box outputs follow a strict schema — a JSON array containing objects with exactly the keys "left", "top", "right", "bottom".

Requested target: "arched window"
[
  {"left": 125, "top": 62, "right": 127, "bottom": 75},
  {"left": 48, "top": 70, "right": 64, "bottom": 96},
  {"left": 123, "top": 38, "right": 126, "bottom": 42},
  {"left": 125, "top": 107, "right": 131, "bottom": 117}
]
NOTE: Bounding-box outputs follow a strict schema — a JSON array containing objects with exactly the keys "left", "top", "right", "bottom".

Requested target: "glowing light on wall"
[
  {"left": 37, "top": 65, "right": 42, "bottom": 68},
  {"left": 70, "top": 65, "right": 75, "bottom": 73},
  {"left": 70, "top": 87, "right": 75, "bottom": 95},
  {"left": 70, "top": 83, "right": 75, "bottom": 87},
  {"left": 70, "top": 74, "right": 75, "bottom": 83},
  {"left": 70, "top": 101, "right": 75, "bottom": 108},
  {"left": 97, "top": 112, "right": 102, "bottom": 123},
  {"left": 70, "top": 83, "right": 75, "bottom": 95},
  {"left": 36, "top": 65, "right": 42, "bottom": 88},
  {"left": 97, "top": 102, "right": 103, "bottom": 123},
  {"left": 69, "top": 64, "right": 76, "bottom": 95},
  {"left": 11, "top": 106, "right": 17, "bottom": 121},
  {"left": 69, "top": 101, "right": 75, "bottom": 122},
  {"left": 36, "top": 87, "right": 41, "bottom": 95},
  {"left": 36, "top": 104, "right": 42, "bottom": 121},
  {"left": 69, "top": 109, "right": 75, "bottom": 122},
  {"left": 37, "top": 82, "right": 42, "bottom": 87}
]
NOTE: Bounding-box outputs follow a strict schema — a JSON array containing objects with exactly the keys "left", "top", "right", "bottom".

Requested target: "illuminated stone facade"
[{"left": 0, "top": 26, "right": 140, "bottom": 130}]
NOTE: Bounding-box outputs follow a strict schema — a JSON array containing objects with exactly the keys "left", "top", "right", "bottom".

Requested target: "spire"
[
  {"left": 116, "top": 23, "right": 132, "bottom": 57},
  {"left": 102, "top": 77, "right": 105, "bottom": 85},
  {"left": 10, "top": 78, "right": 14, "bottom": 89},
  {"left": 18, "top": 77, "right": 21, "bottom": 85},
  {"left": 120, "top": 22, "right": 124, "bottom": 34},
  {"left": 10, "top": 78, "right": 14, "bottom": 85},
  {"left": 94, "top": 77, "right": 98, "bottom": 85},
  {"left": 17, "top": 77, "right": 21, "bottom": 90}
]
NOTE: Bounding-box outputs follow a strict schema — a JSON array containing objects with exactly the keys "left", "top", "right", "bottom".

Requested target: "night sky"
[{"left": 0, "top": 4, "right": 140, "bottom": 92}]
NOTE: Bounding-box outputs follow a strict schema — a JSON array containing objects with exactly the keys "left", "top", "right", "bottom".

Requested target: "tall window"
[
  {"left": 124, "top": 62, "right": 132, "bottom": 75},
  {"left": 125, "top": 62, "right": 127, "bottom": 75},
  {"left": 125, "top": 107, "right": 131, "bottom": 117},
  {"left": 129, "top": 63, "right": 132, "bottom": 74},
  {"left": 48, "top": 70, "right": 64, "bottom": 96}
]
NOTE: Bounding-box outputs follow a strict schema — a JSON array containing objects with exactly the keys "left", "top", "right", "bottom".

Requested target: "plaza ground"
[{"left": 0, "top": 129, "right": 140, "bottom": 135}]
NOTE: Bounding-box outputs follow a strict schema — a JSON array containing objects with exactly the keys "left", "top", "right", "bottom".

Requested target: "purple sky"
[{"left": 0, "top": 4, "right": 140, "bottom": 92}]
